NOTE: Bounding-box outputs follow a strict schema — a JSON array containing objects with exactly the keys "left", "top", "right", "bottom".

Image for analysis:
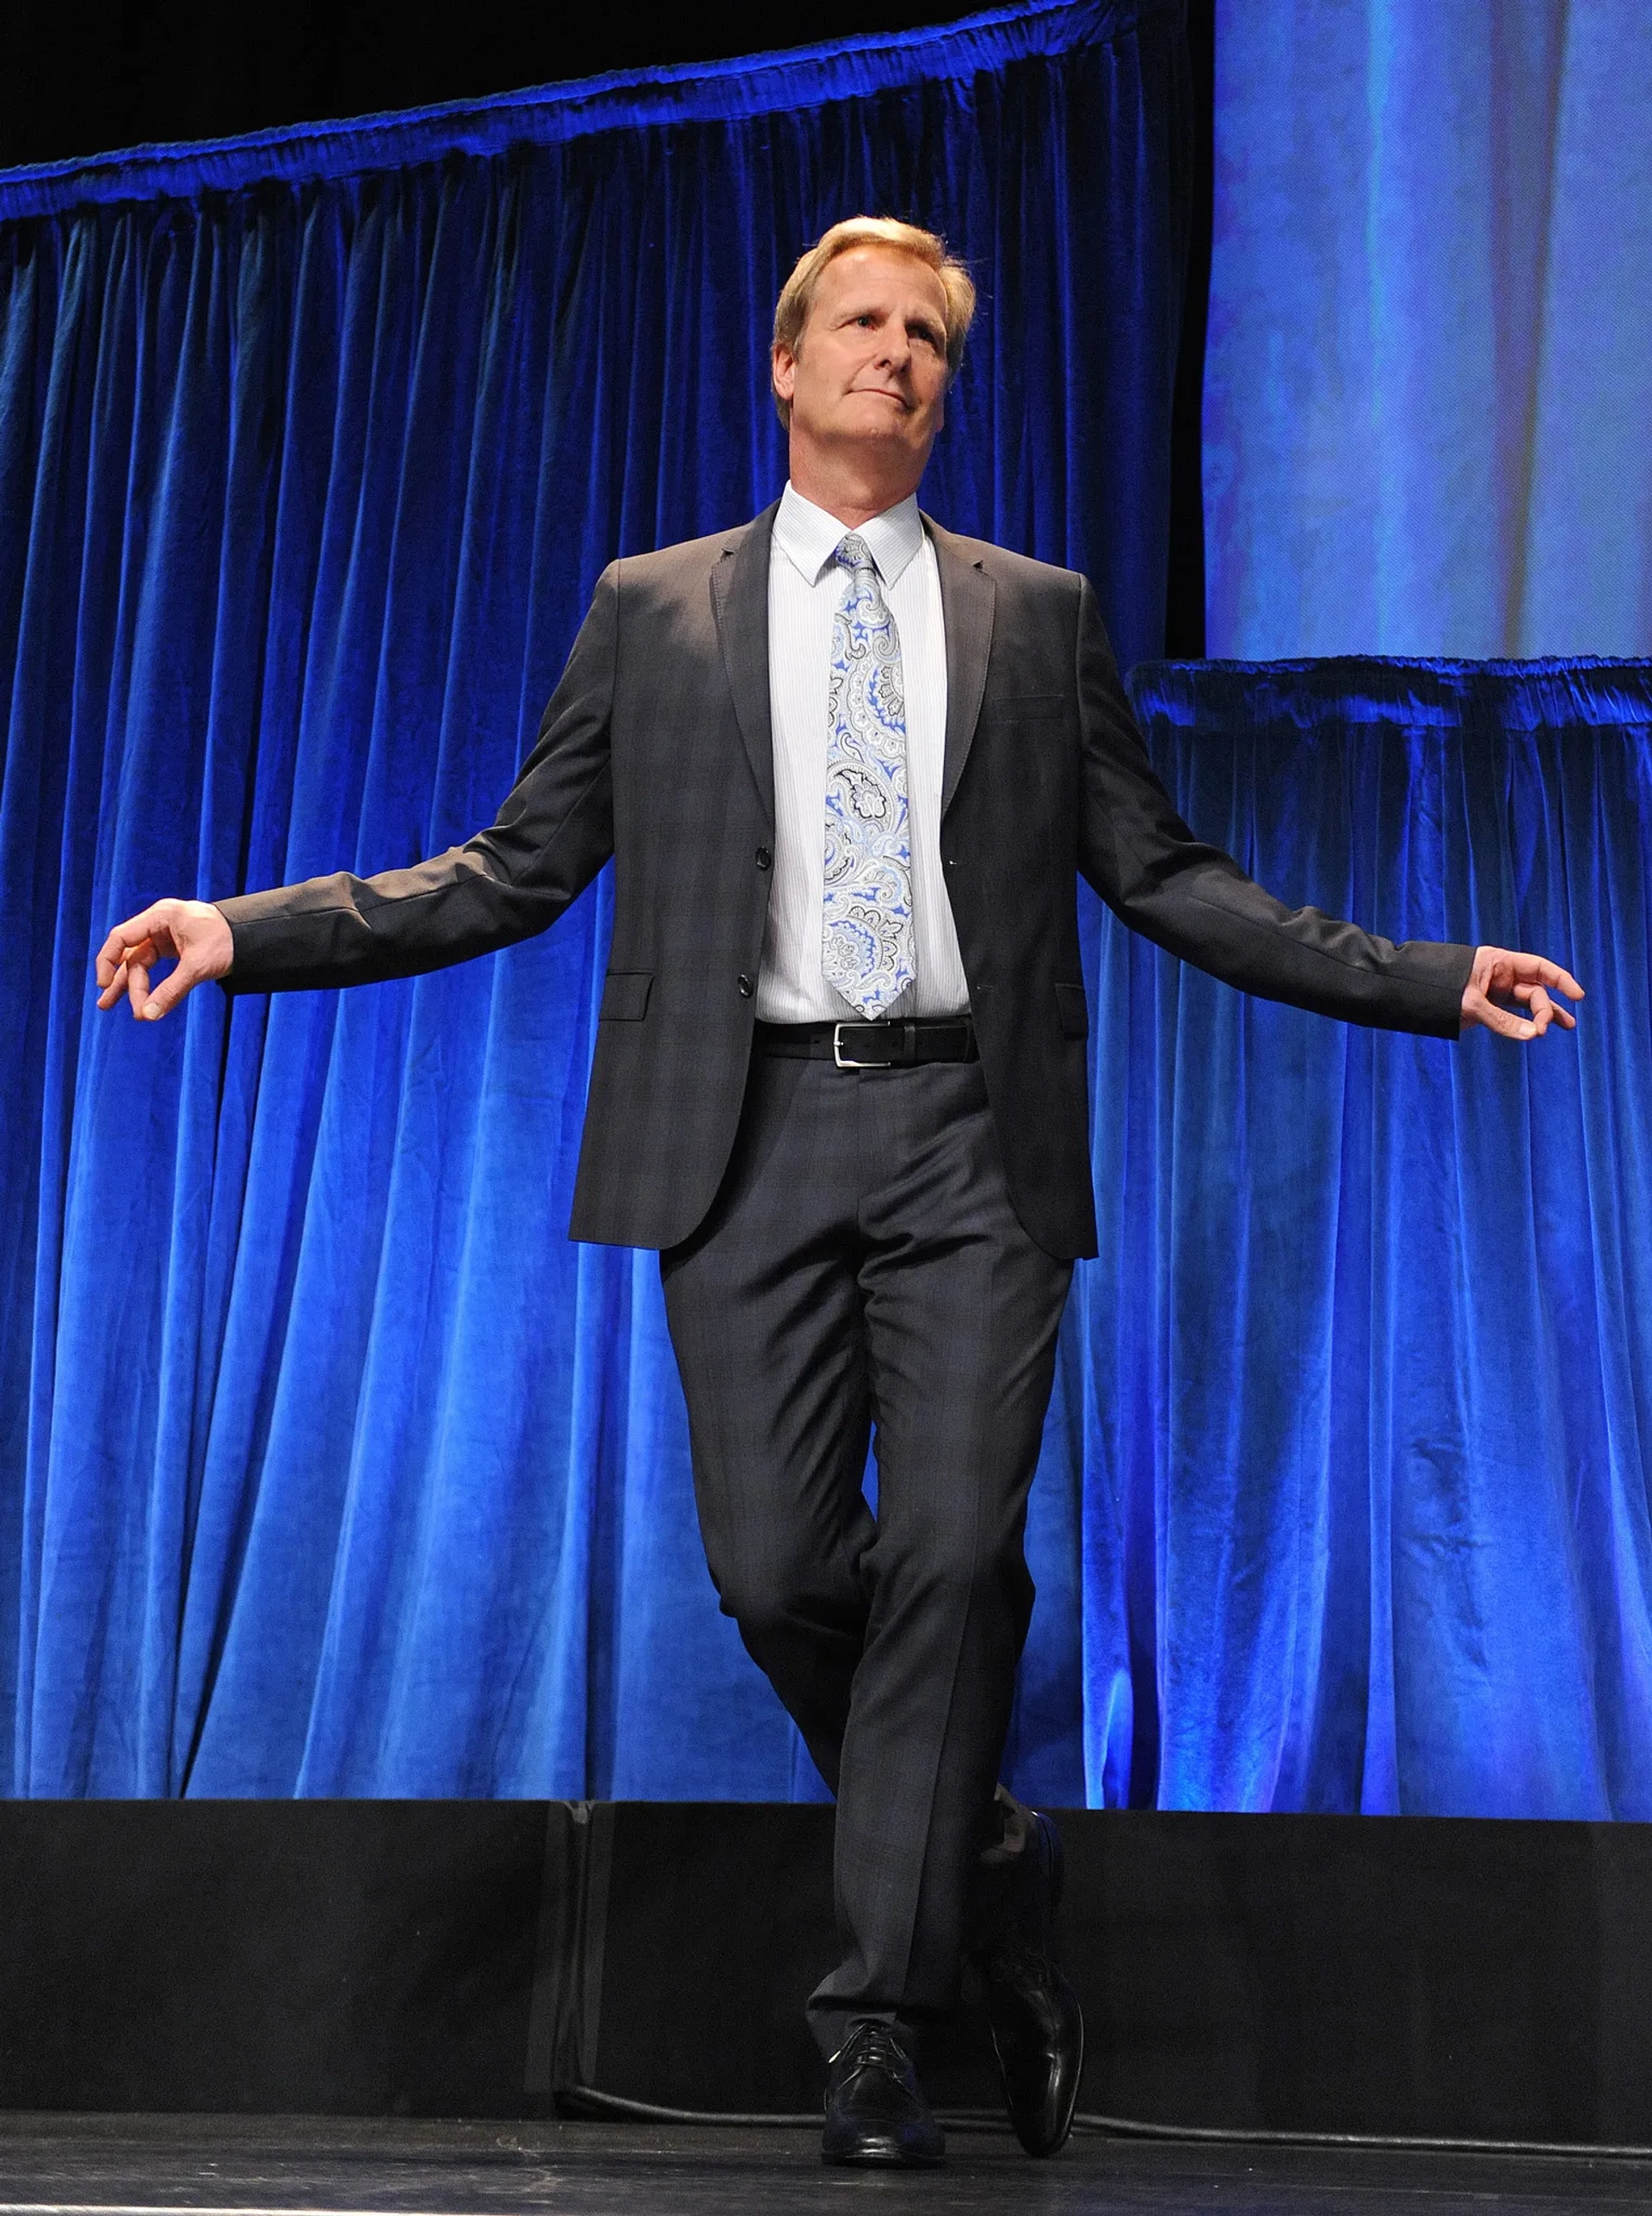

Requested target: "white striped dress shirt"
[{"left": 756, "top": 483, "right": 969, "bottom": 1023}]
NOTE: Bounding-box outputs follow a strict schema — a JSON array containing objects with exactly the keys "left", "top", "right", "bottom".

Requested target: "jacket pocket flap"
[
  {"left": 1055, "top": 982, "right": 1088, "bottom": 1040},
  {"left": 984, "top": 691, "right": 1069, "bottom": 718},
  {"left": 600, "top": 970, "right": 653, "bottom": 1022}
]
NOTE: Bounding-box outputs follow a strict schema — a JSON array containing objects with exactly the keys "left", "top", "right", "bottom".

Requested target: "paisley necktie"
[{"left": 822, "top": 534, "right": 915, "bottom": 1019}]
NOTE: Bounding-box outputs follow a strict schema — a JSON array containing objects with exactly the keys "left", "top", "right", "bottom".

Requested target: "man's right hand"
[{"left": 96, "top": 898, "right": 234, "bottom": 1021}]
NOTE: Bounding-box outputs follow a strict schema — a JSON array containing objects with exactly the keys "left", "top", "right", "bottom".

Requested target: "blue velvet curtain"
[
  {"left": 1204, "top": 0, "right": 1652, "bottom": 657},
  {"left": 0, "top": 0, "right": 1193, "bottom": 1797},
  {"left": 1098, "top": 658, "right": 1652, "bottom": 1819}
]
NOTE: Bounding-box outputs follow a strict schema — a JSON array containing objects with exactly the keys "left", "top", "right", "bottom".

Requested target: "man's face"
[{"left": 773, "top": 246, "right": 952, "bottom": 483}]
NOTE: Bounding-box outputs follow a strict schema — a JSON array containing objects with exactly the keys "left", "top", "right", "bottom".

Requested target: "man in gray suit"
[{"left": 96, "top": 217, "right": 1581, "bottom": 2168}]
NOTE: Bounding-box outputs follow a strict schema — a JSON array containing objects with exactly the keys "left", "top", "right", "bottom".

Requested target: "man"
[{"left": 96, "top": 217, "right": 1581, "bottom": 2168}]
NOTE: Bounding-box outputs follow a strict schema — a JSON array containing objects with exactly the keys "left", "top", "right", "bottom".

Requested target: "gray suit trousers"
[{"left": 660, "top": 1045, "right": 1073, "bottom": 2059}]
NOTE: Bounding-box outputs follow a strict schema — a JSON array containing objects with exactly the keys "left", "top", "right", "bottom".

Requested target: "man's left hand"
[{"left": 1460, "top": 946, "right": 1584, "bottom": 1040}]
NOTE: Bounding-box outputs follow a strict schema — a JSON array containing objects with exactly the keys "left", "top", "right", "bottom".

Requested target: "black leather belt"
[{"left": 755, "top": 1017, "right": 978, "bottom": 1068}]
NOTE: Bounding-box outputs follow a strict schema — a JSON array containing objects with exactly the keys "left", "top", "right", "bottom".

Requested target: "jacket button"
[
  {"left": 737, "top": 973, "right": 755, "bottom": 997},
  {"left": 755, "top": 847, "right": 773, "bottom": 871}
]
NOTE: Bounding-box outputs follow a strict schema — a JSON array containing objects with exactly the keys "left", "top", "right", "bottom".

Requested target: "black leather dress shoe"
[
  {"left": 822, "top": 2020, "right": 946, "bottom": 2167},
  {"left": 973, "top": 1806, "right": 1085, "bottom": 2157}
]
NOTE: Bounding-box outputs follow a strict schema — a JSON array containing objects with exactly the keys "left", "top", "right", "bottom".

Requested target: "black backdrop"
[{"left": 2, "top": 1, "right": 984, "bottom": 160}]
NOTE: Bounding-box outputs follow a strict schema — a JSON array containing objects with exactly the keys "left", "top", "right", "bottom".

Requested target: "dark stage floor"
[{"left": 0, "top": 2115, "right": 1648, "bottom": 2216}]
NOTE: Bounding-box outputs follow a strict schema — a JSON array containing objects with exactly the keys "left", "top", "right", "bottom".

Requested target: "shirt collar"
[{"left": 773, "top": 482, "right": 926, "bottom": 589}]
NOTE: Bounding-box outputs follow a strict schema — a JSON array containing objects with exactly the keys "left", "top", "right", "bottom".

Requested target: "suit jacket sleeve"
[
  {"left": 217, "top": 565, "right": 620, "bottom": 994},
  {"left": 1072, "top": 577, "right": 1473, "bottom": 1036}
]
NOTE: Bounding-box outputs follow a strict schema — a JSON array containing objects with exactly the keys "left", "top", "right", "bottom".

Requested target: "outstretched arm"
[
  {"left": 1074, "top": 577, "right": 1582, "bottom": 1043},
  {"left": 95, "top": 563, "right": 620, "bottom": 1021}
]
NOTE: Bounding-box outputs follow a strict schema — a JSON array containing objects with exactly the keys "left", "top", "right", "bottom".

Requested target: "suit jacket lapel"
[
  {"left": 710, "top": 499, "right": 780, "bottom": 827},
  {"left": 927, "top": 516, "right": 995, "bottom": 814}
]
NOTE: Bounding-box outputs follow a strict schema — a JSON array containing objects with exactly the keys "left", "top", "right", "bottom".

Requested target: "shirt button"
[
  {"left": 755, "top": 847, "right": 773, "bottom": 871},
  {"left": 737, "top": 974, "right": 755, "bottom": 997}
]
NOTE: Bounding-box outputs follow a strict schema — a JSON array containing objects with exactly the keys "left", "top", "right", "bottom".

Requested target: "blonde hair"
[{"left": 771, "top": 217, "right": 977, "bottom": 428}]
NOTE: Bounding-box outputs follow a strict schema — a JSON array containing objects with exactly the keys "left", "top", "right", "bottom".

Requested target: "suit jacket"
[{"left": 218, "top": 502, "right": 1474, "bottom": 1259}]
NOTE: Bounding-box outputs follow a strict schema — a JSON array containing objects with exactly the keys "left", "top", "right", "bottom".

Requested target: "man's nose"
[{"left": 876, "top": 327, "right": 911, "bottom": 373}]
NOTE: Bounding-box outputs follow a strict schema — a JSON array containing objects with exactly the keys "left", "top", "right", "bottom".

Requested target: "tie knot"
[{"left": 834, "top": 533, "right": 875, "bottom": 577}]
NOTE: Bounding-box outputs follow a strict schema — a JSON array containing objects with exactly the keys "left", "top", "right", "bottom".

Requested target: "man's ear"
[{"left": 772, "top": 341, "right": 797, "bottom": 405}]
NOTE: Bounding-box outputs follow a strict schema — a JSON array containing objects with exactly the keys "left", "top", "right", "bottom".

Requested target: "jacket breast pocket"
[
  {"left": 1055, "top": 982, "right": 1088, "bottom": 1040},
  {"left": 600, "top": 971, "right": 653, "bottom": 1021}
]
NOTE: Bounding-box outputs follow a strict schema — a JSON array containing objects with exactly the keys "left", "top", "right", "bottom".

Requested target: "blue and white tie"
[{"left": 822, "top": 534, "right": 915, "bottom": 1019}]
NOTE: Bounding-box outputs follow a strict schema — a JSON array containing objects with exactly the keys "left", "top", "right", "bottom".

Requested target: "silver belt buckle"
[{"left": 833, "top": 1021, "right": 892, "bottom": 1069}]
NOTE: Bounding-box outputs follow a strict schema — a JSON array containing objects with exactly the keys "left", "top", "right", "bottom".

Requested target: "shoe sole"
[{"left": 822, "top": 2134, "right": 946, "bottom": 2168}]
